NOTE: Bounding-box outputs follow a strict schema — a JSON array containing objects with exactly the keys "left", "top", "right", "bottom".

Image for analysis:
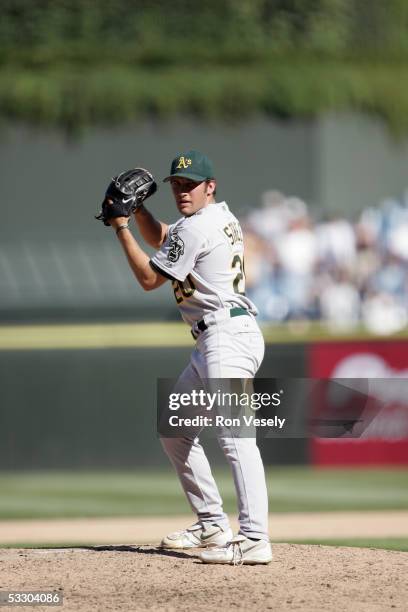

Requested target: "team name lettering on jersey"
[{"left": 223, "top": 222, "right": 243, "bottom": 246}]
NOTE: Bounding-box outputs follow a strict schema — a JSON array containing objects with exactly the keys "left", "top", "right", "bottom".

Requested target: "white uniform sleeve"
[{"left": 150, "top": 222, "right": 208, "bottom": 282}]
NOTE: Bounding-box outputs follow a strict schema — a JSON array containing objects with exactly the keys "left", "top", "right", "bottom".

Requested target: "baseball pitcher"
[{"left": 96, "top": 150, "right": 272, "bottom": 565}]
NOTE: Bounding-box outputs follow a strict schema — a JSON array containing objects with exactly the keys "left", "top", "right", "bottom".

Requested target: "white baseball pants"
[{"left": 160, "top": 314, "right": 269, "bottom": 541}]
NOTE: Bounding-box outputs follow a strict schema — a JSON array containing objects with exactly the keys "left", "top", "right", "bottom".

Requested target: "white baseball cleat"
[
  {"left": 199, "top": 534, "right": 273, "bottom": 565},
  {"left": 161, "top": 522, "right": 233, "bottom": 549}
]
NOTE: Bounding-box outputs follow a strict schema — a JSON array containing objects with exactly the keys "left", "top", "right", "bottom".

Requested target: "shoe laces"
[{"left": 229, "top": 540, "right": 244, "bottom": 566}]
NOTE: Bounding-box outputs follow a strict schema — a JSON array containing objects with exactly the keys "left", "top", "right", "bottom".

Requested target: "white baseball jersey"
[{"left": 150, "top": 201, "right": 258, "bottom": 326}]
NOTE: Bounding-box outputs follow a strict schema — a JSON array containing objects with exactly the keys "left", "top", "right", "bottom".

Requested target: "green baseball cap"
[{"left": 163, "top": 150, "right": 215, "bottom": 182}]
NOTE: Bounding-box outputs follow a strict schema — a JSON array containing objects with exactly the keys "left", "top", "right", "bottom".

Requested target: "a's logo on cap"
[{"left": 176, "top": 156, "right": 192, "bottom": 170}]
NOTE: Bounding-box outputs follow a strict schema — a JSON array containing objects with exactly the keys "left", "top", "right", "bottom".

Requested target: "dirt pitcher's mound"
[{"left": 1, "top": 544, "right": 407, "bottom": 611}]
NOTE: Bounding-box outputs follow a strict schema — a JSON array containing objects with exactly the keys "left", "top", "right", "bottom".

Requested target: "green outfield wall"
[
  {"left": 0, "top": 342, "right": 307, "bottom": 470},
  {"left": 2, "top": 332, "right": 407, "bottom": 469}
]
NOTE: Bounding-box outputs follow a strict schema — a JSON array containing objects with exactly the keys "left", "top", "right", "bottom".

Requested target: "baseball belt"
[{"left": 191, "top": 307, "right": 249, "bottom": 339}]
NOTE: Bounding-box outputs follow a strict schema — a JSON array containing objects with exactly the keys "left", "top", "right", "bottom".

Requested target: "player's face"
[{"left": 170, "top": 177, "right": 215, "bottom": 217}]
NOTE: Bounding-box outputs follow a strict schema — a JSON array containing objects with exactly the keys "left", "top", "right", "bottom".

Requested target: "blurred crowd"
[{"left": 242, "top": 190, "right": 408, "bottom": 334}]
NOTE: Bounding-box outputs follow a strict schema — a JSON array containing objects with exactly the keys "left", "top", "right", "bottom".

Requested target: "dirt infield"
[
  {"left": 1, "top": 511, "right": 408, "bottom": 545},
  {"left": 1, "top": 543, "right": 407, "bottom": 611}
]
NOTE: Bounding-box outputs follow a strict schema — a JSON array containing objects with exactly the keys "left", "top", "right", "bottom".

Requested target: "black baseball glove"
[{"left": 95, "top": 168, "right": 157, "bottom": 226}]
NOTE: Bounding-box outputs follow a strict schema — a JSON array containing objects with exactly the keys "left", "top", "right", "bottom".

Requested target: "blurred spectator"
[
  {"left": 275, "top": 214, "right": 318, "bottom": 319},
  {"left": 242, "top": 188, "right": 408, "bottom": 333},
  {"left": 242, "top": 228, "right": 272, "bottom": 290},
  {"left": 315, "top": 215, "right": 356, "bottom": 271},
  {"left": 387, "top": 224, "right": 408, "bottom": 261},
  {"left": 362, "top": 292, "right": 407, "bottom": 335},
  {"left": 371, "top": 253, "right": 407, "bottom": 299},
  {"left": 318, "top": 268, "right": 360, "bottom": 332},
  {"left": 246, "top": 190, "right": 287, "bottom": 240}
]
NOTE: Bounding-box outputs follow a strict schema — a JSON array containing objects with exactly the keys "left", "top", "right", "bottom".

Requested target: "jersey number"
[
  {"left": 173, "top": 274, "right": 196, "bottom": 304},
  {"left": 232, "top": 255, "right": 245, "bottom": 295}
]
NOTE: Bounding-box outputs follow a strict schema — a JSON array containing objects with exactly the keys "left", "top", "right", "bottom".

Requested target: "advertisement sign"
[{"left": 309, "top": 341, "right": 408, "bottom": 466}]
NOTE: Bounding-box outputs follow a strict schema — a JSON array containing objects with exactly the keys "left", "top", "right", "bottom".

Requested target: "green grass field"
[
  {"left": 0, "top": 468, "right": 407, "bottom": 519},
  {"left": 2, "top": 320, "right": 408, "bottom": 351}
]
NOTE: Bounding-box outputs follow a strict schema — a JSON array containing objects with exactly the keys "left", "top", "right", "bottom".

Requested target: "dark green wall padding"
[{"left": 0, "top": 343, "right": 307, "bottom": 470}]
